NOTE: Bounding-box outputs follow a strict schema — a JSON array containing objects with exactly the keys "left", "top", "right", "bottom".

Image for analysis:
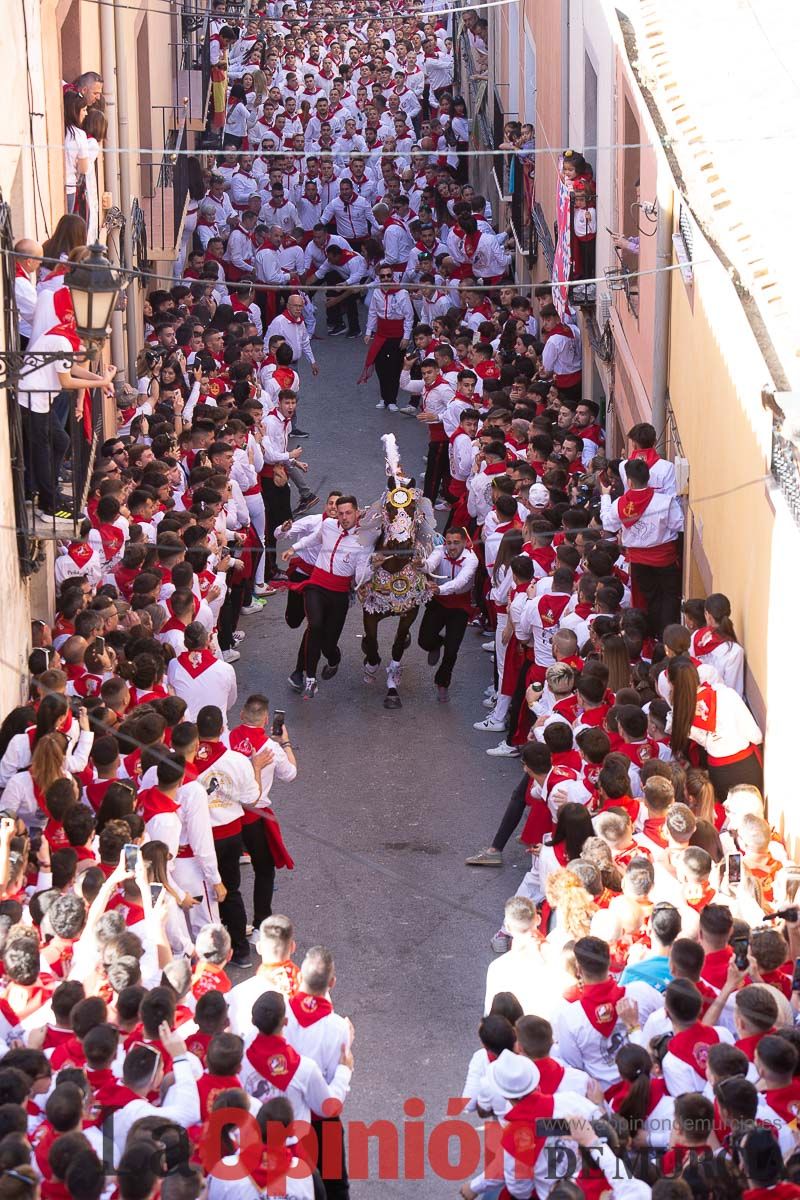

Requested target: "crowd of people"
[{"left": 4, "top": 1, "right": 800, "bottom": 1199}]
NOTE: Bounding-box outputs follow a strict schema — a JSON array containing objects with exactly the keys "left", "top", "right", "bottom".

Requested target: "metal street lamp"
[{"left": 66, "top": 242, "right": 124, "bottom": 349}]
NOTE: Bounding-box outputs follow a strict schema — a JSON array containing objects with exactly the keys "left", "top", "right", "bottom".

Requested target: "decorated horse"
[{"left": 356, "top": 434, "right": 436, "bottom": 708}]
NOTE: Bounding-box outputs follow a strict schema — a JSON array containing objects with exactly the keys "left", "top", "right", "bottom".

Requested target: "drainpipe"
[
  {"left": 651, "top": 182, "right": 673, "bottom": 448},
  {"left": 113, "top": 0, "right": 140, "bottom": 382},
  {"left": 99, "top": 1, "right": 124, "bottom": 376}
]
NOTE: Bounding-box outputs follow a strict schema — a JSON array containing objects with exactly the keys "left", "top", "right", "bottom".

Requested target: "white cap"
[
  {"left": 528, "top": 482, "right": 550, "bottom": 507},
  {"left": 487, "top": 1049, "right": 540, "bottom": 1099}
]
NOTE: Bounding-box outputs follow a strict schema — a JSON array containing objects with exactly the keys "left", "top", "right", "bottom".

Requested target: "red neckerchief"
[
  {"left": 742, "top": 1184, "right": 800, "bottom": 1200},
  {"left": 700, "top": 946, "right": 734, "bottom": 993},
  {"left": 273, "top": 365, "right": 297, "bottom": 389},
  {"left": 500, "top": 1091, "right": 555, "bottom": 1166},
  {"left": 607, "top": 1075, "right": 668, "bottom": 1116},
  {"left": 197, "top": 1071, "right": 242, "bottom": 1120},
  {"left": 538, "top": 592, "right": 571, "bottom": 627},
  {"left": 195, "top": 739, "right": 228, "bottom": 768},
  {"left": 177, "top": 648, "right": 218, "bottom": 679},
  {"left": 579, "top": 978, "right": 624, "bottom": 1035},
  {"left": 630, "top": 447, "right": 659, "bottom": 468},
  {"left": 642, "top": 815, "right": 668, "bottom": 848},
  {"left": 618, "top": 738, "right": 660, "bottom": 767},
  {"left": 759, "top": 966, "right": 792, "bottom": 1000},
  {"left": 136, "top": 787, "right": 179, "bottom": 822},
  {"left": 229, "top": 723, "right": 268, "bottom": 757},
  {"left": 669, "top": 1022, "right": 720, "bottom": 1070},
  {"left": 289, "top": 992, "right": 334, "bottom": 1027},
  {"left": 686, "top": 882, "right": 717, "bottom": 913},
  {"left": 97, "top": 522, "right": 125, "bottom": 560},
  {"left": 618, "top": 487, "right": 654, "bottom": 528},
  {"left": 693, "top": 683, "right": 718, "bottom": 732},
  {"left": 694, "top": 625, "right": 726, "bottom": 656},
  {"left": 281, "top": 307, "right": 304, "bottom": 325},
  {"left": 66, "top": 541, "right": 94, "bottom": 567},
  {"left": 763, "top": 1080, "right": 800, "bottom": 1123},
  {"left": 191, "top": 960, "right": 232, "bottom": 1000},
  {"left": 245, "top": 1033, "right": 301, "bottom": 1090},
  {"left": 532, "top": 1057, "right": 565, "bottom": 1095},
  {"left": 735, "top": 1028, "right": 775, "bottom": 1062}
]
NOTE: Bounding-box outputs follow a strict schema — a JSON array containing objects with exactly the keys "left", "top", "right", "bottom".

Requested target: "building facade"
[{"left": 473, "top": 0, "right": 800, "bottom": 842}]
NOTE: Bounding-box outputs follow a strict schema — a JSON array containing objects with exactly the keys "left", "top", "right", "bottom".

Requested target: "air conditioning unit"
[
  {"left": 674, "top": 456, "right": 690, "bottom": 496},
  {"left": 599, "top": 290, "right": 612, "bottom": 326}
]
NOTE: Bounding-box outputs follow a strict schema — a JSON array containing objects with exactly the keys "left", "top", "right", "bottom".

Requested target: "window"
[
  {"left": 620, "top": 96, "right": 641, "bottom": 316},
  {"left": 584, "top": 54, "right": 598, "bottom": 164}
]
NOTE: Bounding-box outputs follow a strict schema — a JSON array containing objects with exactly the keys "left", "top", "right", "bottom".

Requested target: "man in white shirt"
[
  {"left": 111, "top": 1022, "right": 200, "bottom": 1163},
  {"left": 484, "top": 897, "right": 562, "bottom": 1021},
  {"left": 362, "top": 268, "right": 415, "bottom": 409},
  {"left": 600, "top": 457, "right": 684, "bottom": 636},
  {"left": 166, "top": 621, "right": 237, "bottom": 723},
  {"left": 619, "top": 421, "right": 678, "bottom": 494},
  {"left": 265, "top": 293, "right": 319, "bottom": 373},
  {"left": 321, "top": 179, "right": 380, "bottom": 247},
  {"left": 418, "top": 527, "right": 478, "bottom": 702},
  {"left": 14, "top": 238, "right": 41, "bottom": 345}
]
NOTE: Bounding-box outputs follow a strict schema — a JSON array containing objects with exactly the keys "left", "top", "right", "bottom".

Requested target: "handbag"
[{"left": 73, "top": 173, "right": 89, "bottom": 224}]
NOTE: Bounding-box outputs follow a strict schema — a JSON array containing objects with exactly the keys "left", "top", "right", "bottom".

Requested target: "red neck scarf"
[
  {"left": 245, "top": 1033, "right": 301, "bottom": 1090},
  {"left": 630, "top": 447, "right": 659, "bottom": 468},
  {"left": 195, "top": 739, "right": 227, "bottom": 769},
  {"left": 136, "top": 787, "right": 179, "bottom": 822},
  {"left": 289, "top": 992, "right": 333, "bottom": 1027},
  {"left": 97, "top": 522, "right": 125, "bottom": 561},
  {"left": 67, "top": 542, "right": 94, "bottom": 567},
  {"left": 694, "top": 625, "right": 726, "bottom": 656},
  {"left": 500, "top": 1091, "right": 555, "bottom": 1166},
  {"left": 177, "top": 648, "right": 218, "bottom": 678},
  {"left": 607, "top": 1075, "right": 668, "bottom": 1115},
  {"left": 618, "top": 487, "right": 654, "bottom": 528},
  {"left": 669, "top": 1022, "right": 720, "bottom": 1071},
  {"left": 579, "top": 978, "right": 624, "bottom": 1036},
  {"left": 532, "top": 1057, "right": 565, "bottom": 1095}
]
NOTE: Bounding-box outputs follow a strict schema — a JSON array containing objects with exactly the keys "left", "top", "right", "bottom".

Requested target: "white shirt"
[
  {"left": 110, "top": 1059, "right": 200, "bottom": 1163},
  {"left": 600, "top": 489, "right": 684, "bottom": 550},
  {"left": 320, "top": 194, "right": 378, "bottom": 239},
  {"left": 619, "top": 455, "right": 677, "bottom": 495},
  {"left": 166, "top": 652, "right": 238, "bottom": 724},
  {"left": 284, "top": 999, "right": 350, "bottom": 1084},
  {"left": 425, "top": 545, "right": 478, "bottom": 595},
  {"left": 265, "top": 312, "right": 316, "bottom": 365},
  {"left": 240, "top": 1044, "right": 352, "bottom": 1125},
  {"left": 17, "top": 332, "right": 73, "bottom": 413},
  {"left": 365, "top": 287, "right": 414, "bottom": 338},
  {"left": 15, "top": 272, "right": 37, "bottom": 338},
  {"left": 64, "top": 126, "right": 89, "bottom": 189},
  {"left": 293, "top": 520, "right": 376, "bottom": 584}
]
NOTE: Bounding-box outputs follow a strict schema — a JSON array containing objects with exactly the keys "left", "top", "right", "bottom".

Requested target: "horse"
[{"left": 357, "top": 435, "right": 436, "bottom": 708}]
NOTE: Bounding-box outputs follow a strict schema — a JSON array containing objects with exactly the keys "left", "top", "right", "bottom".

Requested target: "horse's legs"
[
  {"left": 390, "top": 605, "right": 420, "bottom": 663},
  {"left": 362, "top": 611, "right": 382, "bottom": 666}
]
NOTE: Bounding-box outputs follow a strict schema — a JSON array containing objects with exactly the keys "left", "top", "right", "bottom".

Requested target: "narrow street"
[{"left": 232, "top": 319, "right": 528, "bottom": 1196}]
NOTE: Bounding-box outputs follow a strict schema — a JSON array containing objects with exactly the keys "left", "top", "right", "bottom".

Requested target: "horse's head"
[{"left": 382, "top": 483, "right": 419, "bottom": 547}]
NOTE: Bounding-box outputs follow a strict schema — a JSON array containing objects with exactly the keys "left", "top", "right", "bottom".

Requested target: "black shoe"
[
  {"left": 230, "top": 952, "right": 252, "bottom": 968},
  {"left": 321, "top": 662, "right": 339, "bottom": 680},
  {"left": 287, "top": 670, "right": 304, "bottom": 693},
  {"left": 291, "top": 427, "right": 310, "bottom": 438},
  {"left": 328, "top": 324, "right": 347, "bottom": 337},
  {"left": 427, "top": 645, "right": 441, "bottom": 667},
  {"left": 345, "top": 329, "right": 361, "bottom": 339},
  {"left": 294, "top": 494, "right": 319, "bottom": 515}
]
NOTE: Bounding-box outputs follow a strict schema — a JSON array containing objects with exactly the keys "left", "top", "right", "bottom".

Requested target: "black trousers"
[
  {"left": 320, "top": 270, "right": 359, "bottom": 334},
  {"left": 707, "top": 749, "right": 764, "bottom": 802},
  {"left": 373, "top": 338, "right": 404, "bottom": 406},
  {"left": 261, "top": 474, "right": 293, "bottom": 539},
  {"left": 241, "top": 817, "right": 276, "bottom": 927},
  {"left": 311, "top": 1116, "right": 349, "bottom": 1200},
  {"left": 417, "top": 602, "right": 469, "bottom": 688},
  {"left": 217, "top": 575, "right": 245, "bottom": 651},
  {"left": 214, "top": 831, "right": 249, "bottom": 958},
  {"left": 21, "top": 406, "right": 70, "bottom": 511},
  {"left": 423, "top": 440, "right": 450, "bottom": 502},
  {"left": 285, "top": 567, "right": 310, "bottom": 629},
  {"left": 492, "top": 776, "right": 528, "bottom": 850},
  {"left": 630, "top": 561, "right": 682, "bottom": 639},
  {"left": 303, "top": 585, "right": 350, "bottom": 679}
]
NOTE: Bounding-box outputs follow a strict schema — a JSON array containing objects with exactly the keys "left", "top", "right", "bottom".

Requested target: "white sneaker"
[
  {"left": 473, "top": 716, "right": 507, "bottom": 732},
  {"left": 434, "top": 500, "right": 449, "bottom": 510},
  {"left": 481, "top": 641, "right": 495, "bottom": 652},
  {"left": 484, "top": 684, "right": 497, "bottom": 697},
  {"left": 486, "top": 741, "right": 520, "bottom": 757},
  {"left": 386, "top": 662, "right": 403, "bottom": 689},
  {"left": 240, "top": 601, "right": 265, "bottom": 615},
  {"left": 482, "top": 696, "right": 498, "bottom": 709},
  {"left": 387, "top": 403, "right": 398, "bottom": 412},
  {"left": 222, "top": 649, "right": 241, "bottom": 663},
  {"left": 375, "top": 402, "right": 386, "bottom": 409},
  {"left": 253, "top": 583, "right": 277, "bottom": 597}
]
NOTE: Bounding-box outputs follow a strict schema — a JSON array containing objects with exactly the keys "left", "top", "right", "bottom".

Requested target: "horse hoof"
[{"left": 384, "top": 690, "right": 402, "bottom": 709}]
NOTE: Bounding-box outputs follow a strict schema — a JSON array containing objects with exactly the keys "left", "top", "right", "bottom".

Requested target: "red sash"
[
  {"left": 245, "top": 1033, "right": 301, "bottom": 1090},
  {"left": 358, "top": 316, "right": 404, "bottom": 383}
]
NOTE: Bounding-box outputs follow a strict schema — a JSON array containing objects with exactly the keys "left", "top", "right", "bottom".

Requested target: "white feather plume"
[{"left": 382, "top": 433, "right": 402, "bottom": 479}]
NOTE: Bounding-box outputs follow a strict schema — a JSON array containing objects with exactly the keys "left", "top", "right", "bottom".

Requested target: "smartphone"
[
  {"left": 792, "top": 957, "right": 800, "bottom": 994},
  {"left": 124, "top": 844, "right": 140, "bottom": 873},
  {"left": 271, "top": 709, "right": 286, "bottom": 738},
  {"left": 728, "top": 853, "right": 742, "bottom": 885},
  {"left": 150, "top": 883, "right": 164, "bottom": 904},
  {"left": 535, "top": 1118, "right": 572, "bottom": 1138},
  {"left": 94, "top": 636, "right": 105, "bottom": 655},
  {"left": 733, "top": 935, "right": 750, "bottom": 971}
]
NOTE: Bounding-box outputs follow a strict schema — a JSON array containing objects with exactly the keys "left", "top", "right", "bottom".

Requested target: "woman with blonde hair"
[
  {"left": 544, "top": 868, "right": 595, "bottom": 947},
  {"left": 685, "top": 767, "right": 725, "bottom": 831}
]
